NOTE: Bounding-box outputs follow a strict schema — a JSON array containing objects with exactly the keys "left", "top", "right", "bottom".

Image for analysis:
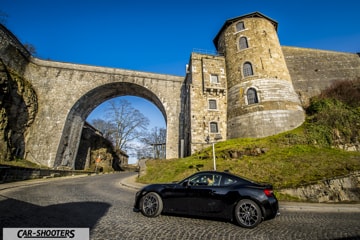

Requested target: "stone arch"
[{"left": 54, "top": 82, "right": 167, "bottom": 168}]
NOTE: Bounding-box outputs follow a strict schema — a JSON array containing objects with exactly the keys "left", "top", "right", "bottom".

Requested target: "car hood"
[{"left": 141, "top": 183, "right": 179, "bottom": 191}]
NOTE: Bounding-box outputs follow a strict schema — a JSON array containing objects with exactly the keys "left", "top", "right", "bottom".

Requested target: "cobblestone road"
[{"left": 0, "top": 173, "right": 359, "bottom": 240}]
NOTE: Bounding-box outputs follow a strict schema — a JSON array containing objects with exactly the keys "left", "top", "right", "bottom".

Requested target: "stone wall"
[
  {"left": 0, "top": 23, "right": 184, "bottom": 168},
  {"left": 280, "top": 171, "right": 360, "bottom": 203},
  {"left": 283, "top": 46, "right": 360, "bottom": 106},
  {"left": 74, "top": 122, "right": 127, "bottom": 171},
  {"left": 215, "top": 13, "right": 305, "bottom": 139},
  {"left": 0, "top": 165, "right": 92, "bottom": 183},
  {"left": 0, "top": 33, "right": 37, "bottom": 162},
  {"left": 184, "top": 53, "right": 227, "bottom": 154}
]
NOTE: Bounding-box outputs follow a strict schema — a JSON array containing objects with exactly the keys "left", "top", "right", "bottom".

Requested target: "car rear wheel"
[
  {"left": 234, "top": 199, "right": 262, "bottom": 228},
  {"left": 140, "top": 192, "right": 163, "bottom": 217}
]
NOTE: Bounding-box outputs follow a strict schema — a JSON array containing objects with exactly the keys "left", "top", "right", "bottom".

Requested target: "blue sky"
[
  {"left": 2, "top": 0, "right": 360, "bottom": 152},
  {"left": 2, "top": 0, "right": 359, "bottom": 76}
]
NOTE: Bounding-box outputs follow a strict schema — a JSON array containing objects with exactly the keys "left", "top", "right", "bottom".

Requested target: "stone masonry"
[
  {"left": 0, "top": 24, "right": 183, "bottom": 168},
  {"left": 1, "top": 12, "right": 360, "bottom": 168},
  {"left": 181, "top": 53, "right": 227, "bottom": 153},
  {"left": 214, "top": 12, "right": 305, "bottom": 140}
]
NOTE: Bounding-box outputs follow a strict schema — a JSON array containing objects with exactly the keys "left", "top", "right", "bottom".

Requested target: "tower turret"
[{"left": 214, "top": 12, "right": 305, "bottom": 138}]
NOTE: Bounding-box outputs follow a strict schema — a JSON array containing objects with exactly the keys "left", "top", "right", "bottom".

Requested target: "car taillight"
[{"left": 264, "top": 189, "right": 273, "bottom": 197}]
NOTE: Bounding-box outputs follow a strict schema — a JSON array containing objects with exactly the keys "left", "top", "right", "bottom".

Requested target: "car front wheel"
[
  {"left": 234, "top": 199, "right": 262, "bottom": 228},
  {"left": 140, "top": 192, "right": 163, "bottom": 217}
]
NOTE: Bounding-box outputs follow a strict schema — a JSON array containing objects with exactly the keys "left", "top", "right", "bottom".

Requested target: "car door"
[
  {"left": 186, "top": 173, "right": 226, "bottom": 216},
  {"left": 160, "top": 183, "right": 189, "bottom": 214}
]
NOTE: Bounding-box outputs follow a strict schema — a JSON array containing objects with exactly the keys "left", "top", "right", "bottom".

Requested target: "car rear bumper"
[{"left": 264, "top": 197, "right": 279, "bottom": 220}]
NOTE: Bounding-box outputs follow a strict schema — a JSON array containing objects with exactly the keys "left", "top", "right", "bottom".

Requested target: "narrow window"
[
  {"left": 210, "top": 122, "right": 218, "bottom": 133},
  {"left": 239, "top": 37, "right": 248, "bottom": 50},
  {"left": 247, "top": 88, "right": 259, "bottom": 104},
  {"left": 243, "top": 62, "right": 253, "bottom": 77},
  {"left": 236, "top": 21, "right": 245, "bottom": 32},
  {"left": 208, "top": 99, "right": 217, "bottom": 110},
  {"left": 210, "top": 74, "right": 219, "bottom": 84}
]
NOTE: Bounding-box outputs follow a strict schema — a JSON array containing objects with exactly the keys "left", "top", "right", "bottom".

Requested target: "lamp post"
[
  {"left": 205, "top": 136, "right": 216, "bottom": 171},
  {"left": 212, "top": 142, "right": 216, "bottom": 171}
]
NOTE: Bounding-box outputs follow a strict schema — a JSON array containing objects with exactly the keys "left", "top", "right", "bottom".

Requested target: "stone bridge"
[{"left": 0, "top": 24, "right": 184, "bottom": 168}]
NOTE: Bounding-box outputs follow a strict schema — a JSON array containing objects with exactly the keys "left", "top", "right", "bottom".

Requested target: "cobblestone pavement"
[{"left": 0, "top": 172, "right": 359, "bottom": 240}]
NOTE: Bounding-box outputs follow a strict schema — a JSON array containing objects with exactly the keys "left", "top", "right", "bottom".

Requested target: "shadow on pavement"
[{"left": 0, "top": 195, "right": 111, "bottom": 236}]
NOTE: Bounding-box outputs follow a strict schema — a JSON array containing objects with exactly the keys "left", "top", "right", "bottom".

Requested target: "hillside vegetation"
[{"left": 139, "top": 79, "right": 360, "bottom": 189}]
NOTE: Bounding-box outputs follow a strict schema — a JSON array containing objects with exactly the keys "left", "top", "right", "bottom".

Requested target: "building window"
[
  {"left": 239, "top": 37, "right": 248, "bottom": 50},
  {"left": 236, "top": 21, "right": 245, "bottom": 31},
  {"left": 210, "top": 122, "right": 218, "bottom": 133},
  {"left": 210, "top": 74, "right": 219, "bottom": 84},
  {"left": 247, "top": 88, "right": 259, "bottom": 104},
  {"left": 208, "top": 99, "right": 217, "bottom": 110},
  {"left": 243, "top": 62, "right": 253, "bottom": 77}
]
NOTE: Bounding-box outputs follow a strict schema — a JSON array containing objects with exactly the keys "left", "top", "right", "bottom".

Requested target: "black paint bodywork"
[{"left": 134, "top": 171, "right": 279, "bottom": 222}]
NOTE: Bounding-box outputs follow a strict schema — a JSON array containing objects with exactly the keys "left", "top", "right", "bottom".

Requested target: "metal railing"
[{"left": 192, "top": 48, "right": 224, "bottom": 56}]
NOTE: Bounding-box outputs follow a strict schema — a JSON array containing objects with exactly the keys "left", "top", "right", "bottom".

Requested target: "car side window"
[
  {"left": 188, "top": 174, "right": 208, "bottom": 186},
  {"left": 188, "top": 174, "right": 222, "bottom": 186},
  {"left": 207, "top": 174, "right": 222, "bottom": 186},
  {"left": 223, "top": 177, "right": 237, "bottom": 186}
]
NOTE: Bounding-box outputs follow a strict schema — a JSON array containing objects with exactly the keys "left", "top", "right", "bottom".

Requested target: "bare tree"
[
  {"left": 90, "top": 119, "right": 116, "bottom": 140},
  {"left": 0, "top": 10, "right": 37, "bottom": 56},
  {"left": 131, "top": 141, "right": 152, "bottom": 160},
  {"left": 141, "top": 127, "right": 166, "bottom": 159},
  {"left": 107, "top": 99, "right": 150, "bottom": 151},
  {"left": 23, "top": 43, "right": 37, "bottom": 55}
]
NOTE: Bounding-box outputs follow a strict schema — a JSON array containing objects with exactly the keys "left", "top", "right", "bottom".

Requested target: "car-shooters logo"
[{"left": 3, "top": 228, "right": 89, "bottom": 240}]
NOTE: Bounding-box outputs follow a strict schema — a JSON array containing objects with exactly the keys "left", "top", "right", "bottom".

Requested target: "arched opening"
[
  {"left": 86, "top": 96, "right": 166, "bottom": 164},
  {"left": 54, "top": 82, "right": 167, "bottom": 170}
]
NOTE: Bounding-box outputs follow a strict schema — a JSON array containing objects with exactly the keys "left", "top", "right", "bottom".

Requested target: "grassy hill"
[
  {"left": 138, "top": 128, "right": 360, "bottom": 189},
  {"left": 138, "top": 80, "right": 360, "bottom": 193}
]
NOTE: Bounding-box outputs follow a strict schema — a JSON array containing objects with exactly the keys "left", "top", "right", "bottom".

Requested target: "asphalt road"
[{"left": 0, "top": 172, "right": 359, "bottom": 240}]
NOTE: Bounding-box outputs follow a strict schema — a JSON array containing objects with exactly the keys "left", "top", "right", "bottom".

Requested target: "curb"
[
  {"left": 279, "top": 201, "right": 360, "bottom": 212},
  {"left": 119, "top": 174, "right": 146, "bottom": 190}
]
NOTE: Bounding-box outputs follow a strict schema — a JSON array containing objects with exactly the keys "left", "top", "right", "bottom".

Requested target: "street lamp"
[{"left": 205, "top": 136, "right": 216, "bottom": 171}]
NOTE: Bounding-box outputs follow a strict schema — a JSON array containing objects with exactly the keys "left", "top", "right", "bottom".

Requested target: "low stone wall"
[
  {"left": 279, "top": 171, "right": 360, "bottom": 203},
  {"left": 0, "top": 165, "right": 93, "bottom": 183}
]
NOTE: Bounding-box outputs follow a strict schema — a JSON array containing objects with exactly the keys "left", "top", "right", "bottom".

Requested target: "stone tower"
[
  {"left": 213, "top": 12, "right": 305, "bottom": 139},
  {"left": 181, "top": 52, "right": 227, "bottom": 155}
]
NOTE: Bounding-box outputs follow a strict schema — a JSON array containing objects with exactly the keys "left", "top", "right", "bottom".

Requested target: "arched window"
[
  {"left": 239, "top": 37, "right": 248, "bottom": 50},
  {"left": 247, "top": 88, "right": 259, "bottom": 104},
  {"left": 243, "top": 62, "right": 253, "bottom": 77},
  {"left": 210, "top": 122, "right": 218, "bottom": 133},
  {"left": 236, "top": 21, "right": 245, "bottom": 32}
]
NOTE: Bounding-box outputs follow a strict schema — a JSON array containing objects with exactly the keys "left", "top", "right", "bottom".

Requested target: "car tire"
[
  {"left": 140, "top": 192, "right": 163, "bottom": 217},
  {"left": 234, "top": 199, "right": 262, "bottom": 228}
]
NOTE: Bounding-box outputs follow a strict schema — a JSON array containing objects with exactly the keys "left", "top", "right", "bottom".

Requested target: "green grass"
[{"left": 138, "top": 127, "right": 360, "bottom": 190}]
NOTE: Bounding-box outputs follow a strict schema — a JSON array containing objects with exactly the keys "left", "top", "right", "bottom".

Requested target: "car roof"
[{"left": 194, "top": 170, "right": 240, "bottom": 179}]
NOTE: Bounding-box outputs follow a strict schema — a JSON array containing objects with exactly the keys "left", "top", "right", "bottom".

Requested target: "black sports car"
[{"left": 133, "top": 171, "right": 279, "bottom": 228}]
